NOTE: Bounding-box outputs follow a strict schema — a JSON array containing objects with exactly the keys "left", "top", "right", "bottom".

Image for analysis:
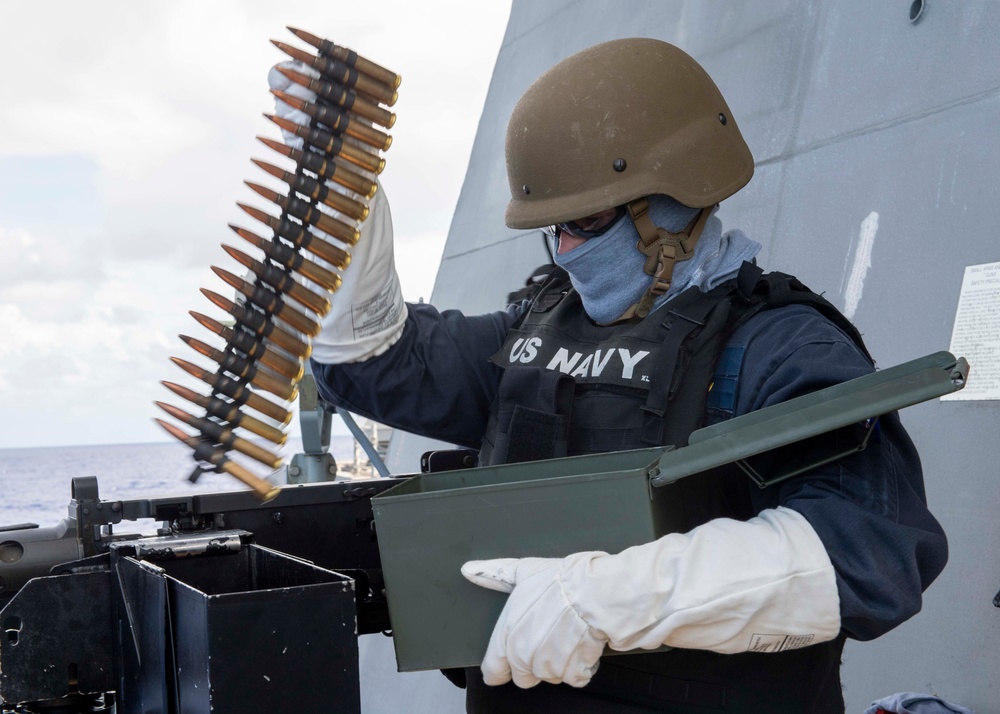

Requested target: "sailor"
[{"left": 291, "top": 39, "right": 948, "bottom": 713}]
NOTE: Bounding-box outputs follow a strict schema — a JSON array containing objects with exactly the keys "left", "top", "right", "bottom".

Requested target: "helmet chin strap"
[{"left": 611, "top": 197, "right": 712, "bottom": 322}]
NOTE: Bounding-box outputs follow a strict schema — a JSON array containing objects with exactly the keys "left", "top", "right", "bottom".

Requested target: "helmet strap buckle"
[{"left": 621, "top": 201, "right": 713, "bottom": 319}]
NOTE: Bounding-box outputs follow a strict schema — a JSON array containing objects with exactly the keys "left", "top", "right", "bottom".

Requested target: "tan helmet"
[{"left": 504, "top": 38, "right": 754, "bottom": 230}]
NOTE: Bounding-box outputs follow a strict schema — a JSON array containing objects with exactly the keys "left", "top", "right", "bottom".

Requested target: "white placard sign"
[{"left": 942, "top": 260, "right": 1000, "bottom": 401}]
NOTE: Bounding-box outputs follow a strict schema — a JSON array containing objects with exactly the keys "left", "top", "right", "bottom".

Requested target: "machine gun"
[
  {"left": 0, "top": 351, "right": 969, "bottom": 713},
  {"left": 0, "top": 474, "right": 402, "bottom": 713}
]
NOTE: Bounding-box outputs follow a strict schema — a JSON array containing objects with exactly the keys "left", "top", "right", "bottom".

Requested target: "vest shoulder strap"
[
  {"left": 647, "top": 263, "right": 874, "bottom": 447},
  {"left": 506, "top": 263, "right": 559, "bottom": 306},
  {"left": 734, "top": 268, "right": 873, "bottom": 364},
  {"left": 507, "top": 265, "right": 573, "bottom": 332}
]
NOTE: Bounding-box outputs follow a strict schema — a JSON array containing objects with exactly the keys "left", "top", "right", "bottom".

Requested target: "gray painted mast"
[{"left": 371, "top": 1, "right": 999, "bottom": 711}]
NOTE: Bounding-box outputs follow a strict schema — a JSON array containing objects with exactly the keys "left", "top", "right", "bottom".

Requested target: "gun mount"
[{"left": 0, "top": 476, "right": 403, "bottom": 713}]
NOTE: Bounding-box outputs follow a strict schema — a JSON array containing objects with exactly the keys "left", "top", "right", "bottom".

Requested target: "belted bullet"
[
  {"left": 201, "top": 288, "right": 312, "bottom": 359},
  {"left": 272, "top": 90, "right": 391, "bottom": 152},
  {"left": 286, "top": 26, "right": 402, "bottom": 91},
  {"left": 271, "top": 40, "right": 398, "bottom": 106},
  {"left": 220, "top": 244, "right": 332, "bottom": 316},
  {"left": 163, "top": 26, "right": 403, "bottom": 490},
  {"left": 245, "top": 180, "right": 361, "bottom": 246},
  {"left": 155, "top": 418, "right": 280, "bottom": 502},
  {"left": 212, "top": 265, "right": 321, "bottom": 337},
  {"left": 237, "top": 203, "right": 352, "bottom": 270},
  {"left": 229, "top": 225, "right": 344, "bottom": 291},
  {"left": 273, "top": 65, "right": 395, "bottom": 129},
  {"left": 156, "top": 401, "right": 282, "bottom": 470},
  {"left": 161, "top": 380, "right": 287, "bottom": 446},
  {"left": 264, "top": 114, "right": 385, "bottom": 175},
  {"left": 189, "top": 309, "right": 305, "bottom": 381},
  {"left": 179, "top": 334, "right": 299, "bottom": 401},
  {"left": 257, "top": 136, "right": 377, "bottom": 198},
  {"left": 251, "top": 157, "right": 369, "bottom": 221},
  {"left": 170, "top": 356, "right": 292, "bottom": 425}
]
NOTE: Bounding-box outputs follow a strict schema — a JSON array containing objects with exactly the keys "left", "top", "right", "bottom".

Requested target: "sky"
[{"left": 0, "top": 1, "right": 513, "bottom": 449}]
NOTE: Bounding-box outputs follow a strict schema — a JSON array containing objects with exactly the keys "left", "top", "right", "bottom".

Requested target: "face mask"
[{"left": 553, "top": 195, "right": 700, "bottom": 324}]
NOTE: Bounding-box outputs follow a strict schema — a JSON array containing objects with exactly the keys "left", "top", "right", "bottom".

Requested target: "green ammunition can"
[{"left": 372, "top": 446, "right": 679, "bottom": 671}]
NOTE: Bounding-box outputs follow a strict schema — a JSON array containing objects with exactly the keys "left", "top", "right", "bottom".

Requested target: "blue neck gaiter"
[{"left": 552, "top": 195, "right": 761, "bottom": 323}]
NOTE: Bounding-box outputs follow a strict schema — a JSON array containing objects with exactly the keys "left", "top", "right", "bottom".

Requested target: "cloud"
[
  {"left": 0, "top": 1, "right": 512, "bottom": 449},
  {"left": 0, "top": 258, "right": 211, "bottom": 447}
]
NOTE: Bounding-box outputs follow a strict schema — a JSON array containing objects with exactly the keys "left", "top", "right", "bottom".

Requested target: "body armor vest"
[
  {"left": 481, "top": 262, "right": 868, "bottom": 465},
  {"left": 466, "top": 262, "right": 868, "bottom": 713}
]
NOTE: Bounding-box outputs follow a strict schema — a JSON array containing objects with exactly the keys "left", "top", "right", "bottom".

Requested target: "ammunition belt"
[{"left": 156, "top": 27, "right": 400, "bottom": 500}]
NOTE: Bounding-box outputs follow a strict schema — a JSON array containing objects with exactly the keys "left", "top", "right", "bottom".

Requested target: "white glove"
[
  {"left": 266, "top": 62, "right": 406, "bottom": 363},
  {"left": 267, "top": 60, "right": 321, "bottom": 141},
  {"left": 461, "top": 506, "right": 840, "bottom": 689},
  {"left": 309, "top": 186, "right": 407, "bottom": 363}
]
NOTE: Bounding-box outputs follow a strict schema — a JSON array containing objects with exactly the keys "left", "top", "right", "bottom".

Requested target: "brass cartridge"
[
  {"left": 237, "top": 203, "right": 351, "bottom": 270},
  {"left": 257, "top": 137, "right": 377, "bottom": 198},
  {"left": 251, "top": 158, "right": 368, "bottom": 221},
  {"left": 229, "top": 225, "right": 344, "bottom": 291},
  {"left": 244, "top": 181, "right": 361, "bottom": 246},
  {"left": 161, "top": 380, "right": 287, "bottom": 446},
  {"left": 212, "top": 266, "right": 321, "bottom": 337},
  {"left": 274, "top": 65, "right": 395, "bottom": 129},
  {"left": 264, "top": 114, "right": 385, "bottom": 175},
  {"left": 189, "top": 310, "right": 305, "bottom": 381},
  {"left": 180, "top": 334, "right": 298, "bottom": 401},
  {"left": 221, "top": 244, "right": 333, "bottom": 316},
  {"left": 272, "top": 40, "right": 398, "bottom": 107},
  {"left": 201, "top": 288, "right": 312, "bottom": 359},
  {"left": 156, "top": 402, "right": 282, "bottom": 470},
  {"left": 155, "top": 418, "right": 280, "bottom": 501},
  {"left": 170, "top": 356, "right": 292, "bottom": 425},
  {"left": 272, "top": 90, "right": 391, "bottom": 152},
  {"left": 286, "top": 27, "right": 401, "bottom": 91}
]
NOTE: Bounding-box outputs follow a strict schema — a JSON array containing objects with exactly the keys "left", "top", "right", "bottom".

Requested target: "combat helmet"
[
  {"left": 504, "top": 38, "right": 755, "bottom": 317},
  {"left": 505, "top": 37, "right": 753, "bottom": 228}
]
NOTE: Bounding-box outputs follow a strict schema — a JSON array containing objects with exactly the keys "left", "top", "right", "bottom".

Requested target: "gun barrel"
[{"left": 0, "top": 520, "right": 83, "bottom": 597}]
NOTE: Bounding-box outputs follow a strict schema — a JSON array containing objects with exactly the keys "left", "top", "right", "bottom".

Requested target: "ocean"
[{"left": 0, "top": 436, "right": 358, "bottom": 530}]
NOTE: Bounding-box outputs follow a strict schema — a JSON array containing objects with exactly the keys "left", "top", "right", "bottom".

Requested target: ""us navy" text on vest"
[{"left": 509, "top": 337, "right": 649, "bottom": 380}]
